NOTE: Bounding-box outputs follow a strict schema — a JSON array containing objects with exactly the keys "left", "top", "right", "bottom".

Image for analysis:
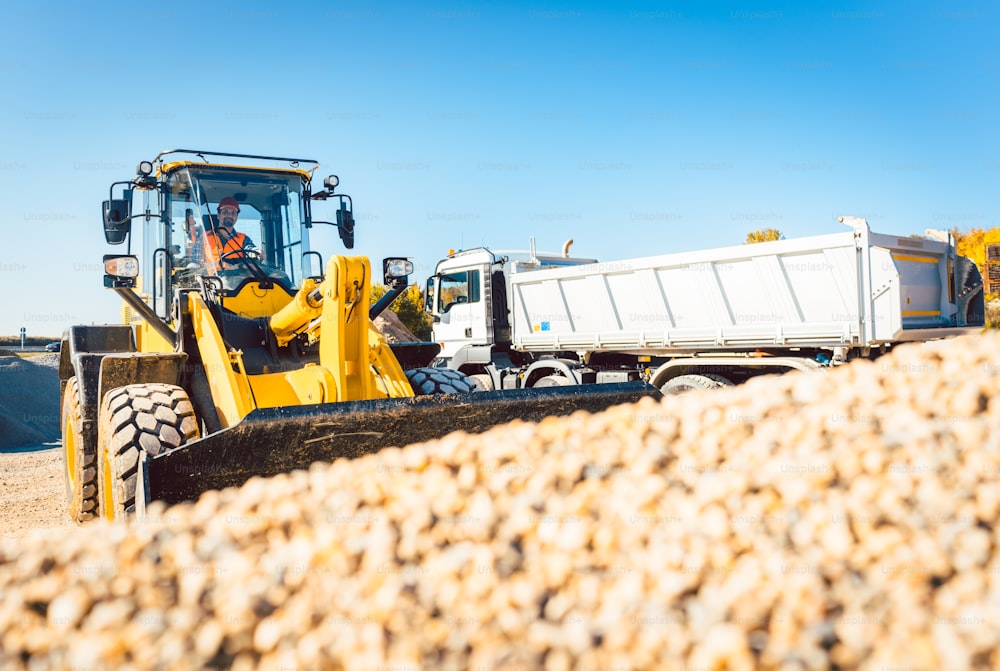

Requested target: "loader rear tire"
[
  {"left": 660, "top": 373, "right": 734, "bottom": 395},
  {"left": 62, "top": 376, "right": 99, "bottom": 523},
  {"left": 406, "top": 367, "right": 476, "bottom": 395},
  {"left": 97, "top": 383, "right": 199, "bottom": 521}
]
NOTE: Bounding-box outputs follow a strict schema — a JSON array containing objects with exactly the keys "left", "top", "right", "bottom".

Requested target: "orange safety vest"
[{"left": 204, "top": 230, "right": 252, "bottom": 270}]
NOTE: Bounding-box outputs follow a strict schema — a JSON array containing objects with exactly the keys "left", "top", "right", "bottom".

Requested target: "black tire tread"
[
  {"left": 62, "top": 377, "right": 98, "bottom": 522},
  {"left": 99, "top": 383, "right": 199, "bottom": 518},
  {"left": 405, "top": 367, "right": 476, "bottom": 395}
]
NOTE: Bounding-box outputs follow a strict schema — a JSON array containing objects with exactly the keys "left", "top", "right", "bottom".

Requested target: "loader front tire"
[
  {"left": 98, "top": 384, "right": 199, "bottom": 521},
  {"left": 62, "top": 376, "right": 98, "bottom": 523},
  {"left": 406, "top": 367, "right": 476, "bottom": 395}
]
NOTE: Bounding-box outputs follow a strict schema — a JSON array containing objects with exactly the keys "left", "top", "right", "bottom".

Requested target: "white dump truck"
[{"left": 423, "top": 217, "right": 985, "bottom": 393}]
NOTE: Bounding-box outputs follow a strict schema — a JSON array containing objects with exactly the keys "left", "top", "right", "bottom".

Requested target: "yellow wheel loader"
[{"left": 58, "top": 150, "right": 658, "bottom": 522}]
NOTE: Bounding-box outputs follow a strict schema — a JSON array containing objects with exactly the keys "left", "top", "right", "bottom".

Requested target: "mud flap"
[{"left": 146, "top": 381, "right": 660, "bottom": 504}]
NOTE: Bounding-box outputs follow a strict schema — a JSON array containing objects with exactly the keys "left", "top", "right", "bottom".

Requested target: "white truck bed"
[{"left": 510, "top": 220, "right": 976, "bottom": 354}]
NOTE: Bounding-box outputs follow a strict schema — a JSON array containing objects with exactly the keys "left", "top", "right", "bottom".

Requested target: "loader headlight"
[
  {"left": 383, "top": 258, "right": 413, "bottom": 284},
  {"left": 136, "top": 161, "right": 154, "bottom": 177},
  {"left": 104, "top": 255, "right": 139, "bottom": 278}
]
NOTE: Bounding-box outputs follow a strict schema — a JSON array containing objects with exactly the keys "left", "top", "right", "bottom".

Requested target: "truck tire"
[
  {"left": 98, "top": 383, "right": 199, "bottom": 521},
  {"left": 702, "top": 373, "right": 734, "bottom": 387},
  {"left": 469, "top": 373, "right": 494, "bottom": 391},
  {"left": 62, "top": 377, "right": 98, "bottom": 522},
  {"left": 532, "top": 374, "right": 572, "bottom": 388},
  {"left": 406, "top": 367, "right": 476, "bottom": 395},
  {"left": 660, "top": 373, "right": 734, "bottom": 395}
]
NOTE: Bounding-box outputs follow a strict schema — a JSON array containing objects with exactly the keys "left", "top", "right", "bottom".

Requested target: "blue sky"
[{"left": 0, "top": 1, "right": 996, "bottom": 337}]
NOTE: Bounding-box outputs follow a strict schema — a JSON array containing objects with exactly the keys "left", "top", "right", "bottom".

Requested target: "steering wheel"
[{"left": 219, "top": 249, "right": 261, "bottom": 266}]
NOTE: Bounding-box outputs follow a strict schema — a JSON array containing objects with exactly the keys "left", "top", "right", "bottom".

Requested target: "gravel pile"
[
  {"left": 0, "top": 353, "right": 60, "bottom": 449},
  {"left": 2, "top": 334, "right": 1000, "bottom": 670}
]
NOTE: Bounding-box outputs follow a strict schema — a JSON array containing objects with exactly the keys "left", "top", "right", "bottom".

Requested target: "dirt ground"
[
  {"left": 0, "top": 350, "right": 70, "bottom": 537},
  {"left": 0, "top": 446, "right": 73, "bottom": 538}
]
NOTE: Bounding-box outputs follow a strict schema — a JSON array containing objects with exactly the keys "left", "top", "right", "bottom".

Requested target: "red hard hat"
[{"left": 219, "top": 197, "right": 240, "bottom": 212}]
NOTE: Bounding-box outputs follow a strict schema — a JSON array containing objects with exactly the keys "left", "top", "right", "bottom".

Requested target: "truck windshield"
[{"left": 164, "top": 166, "right": 307, "bottom": 291}]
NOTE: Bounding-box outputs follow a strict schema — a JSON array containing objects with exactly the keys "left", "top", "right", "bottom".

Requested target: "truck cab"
[{"left": 425, "top": 245, "right": 597, "bottom": 388}]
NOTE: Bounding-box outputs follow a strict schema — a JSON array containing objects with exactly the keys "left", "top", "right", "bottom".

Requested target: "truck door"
[{"left": 433, "top": 266, "right": 488, "bottom": 359}]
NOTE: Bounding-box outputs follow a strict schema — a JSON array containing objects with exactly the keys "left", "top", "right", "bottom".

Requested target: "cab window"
[{"left": 438, "top": 269, "right": 480, "bottom": 312}]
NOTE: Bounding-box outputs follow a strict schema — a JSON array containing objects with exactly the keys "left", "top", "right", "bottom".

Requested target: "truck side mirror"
[
  {"left": 425, "top": 276, "right": 435, "bottom": 313},
  {"left": 336, "top": 205, "right": 355, "bottom": 249},
  {"left": 103, "top": 198, "right": 131, "bottom": 245}
]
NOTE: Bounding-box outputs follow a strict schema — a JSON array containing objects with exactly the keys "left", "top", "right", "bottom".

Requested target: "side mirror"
[
  {"left": 102, "top": 198, "right": 132, "bottom": 245},
  {"left": 424, "top": 276, "right": 435, "bottom": 313},
  {"left": 336, "top": 205, "right": 355, "bottom": 249}
]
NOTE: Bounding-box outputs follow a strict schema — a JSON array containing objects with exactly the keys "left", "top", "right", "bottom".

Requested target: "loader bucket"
[{"left": 146, "top": 381, "right": 660, "bottom": 504}]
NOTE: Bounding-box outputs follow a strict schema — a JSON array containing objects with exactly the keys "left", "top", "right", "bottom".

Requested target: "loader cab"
[
  {"left": 103, "top": 156, "right": 326, "bottom": 325},
  {"left": 102, "top": 151, "right": 355, "bottom": 340},
  {"left": 162, "top": 165, "right": 309, "bottom": 295}
]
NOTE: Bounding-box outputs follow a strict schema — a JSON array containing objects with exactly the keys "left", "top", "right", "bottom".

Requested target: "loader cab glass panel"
[
  {"left": 437, "top": 269, "right": 480, "bottom": 313},
  {"left": 163, "top": 166, "right": 308, "bottom": 294}
]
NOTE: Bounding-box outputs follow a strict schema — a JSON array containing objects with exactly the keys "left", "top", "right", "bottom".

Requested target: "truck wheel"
[
  {"left": 660, "top": 374, "right": 733, "bottom": 395},
  {"left": 98, "top": 384, "right": 199, "bottom": 521},
  {"left": 62, "top": 377, "right": 98, "bottom": 522},
  {"left": 702, "top": 373, "right": 734, "bottom": 387},
  {"left": 532, "top": 374, "right": 572, "bottom": 388},
  {"left": 469, "top": 373, "right": 494, "bottom": 391},
  {"left": 406, "top": 367, "right": 476, "bottom": 395}
]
